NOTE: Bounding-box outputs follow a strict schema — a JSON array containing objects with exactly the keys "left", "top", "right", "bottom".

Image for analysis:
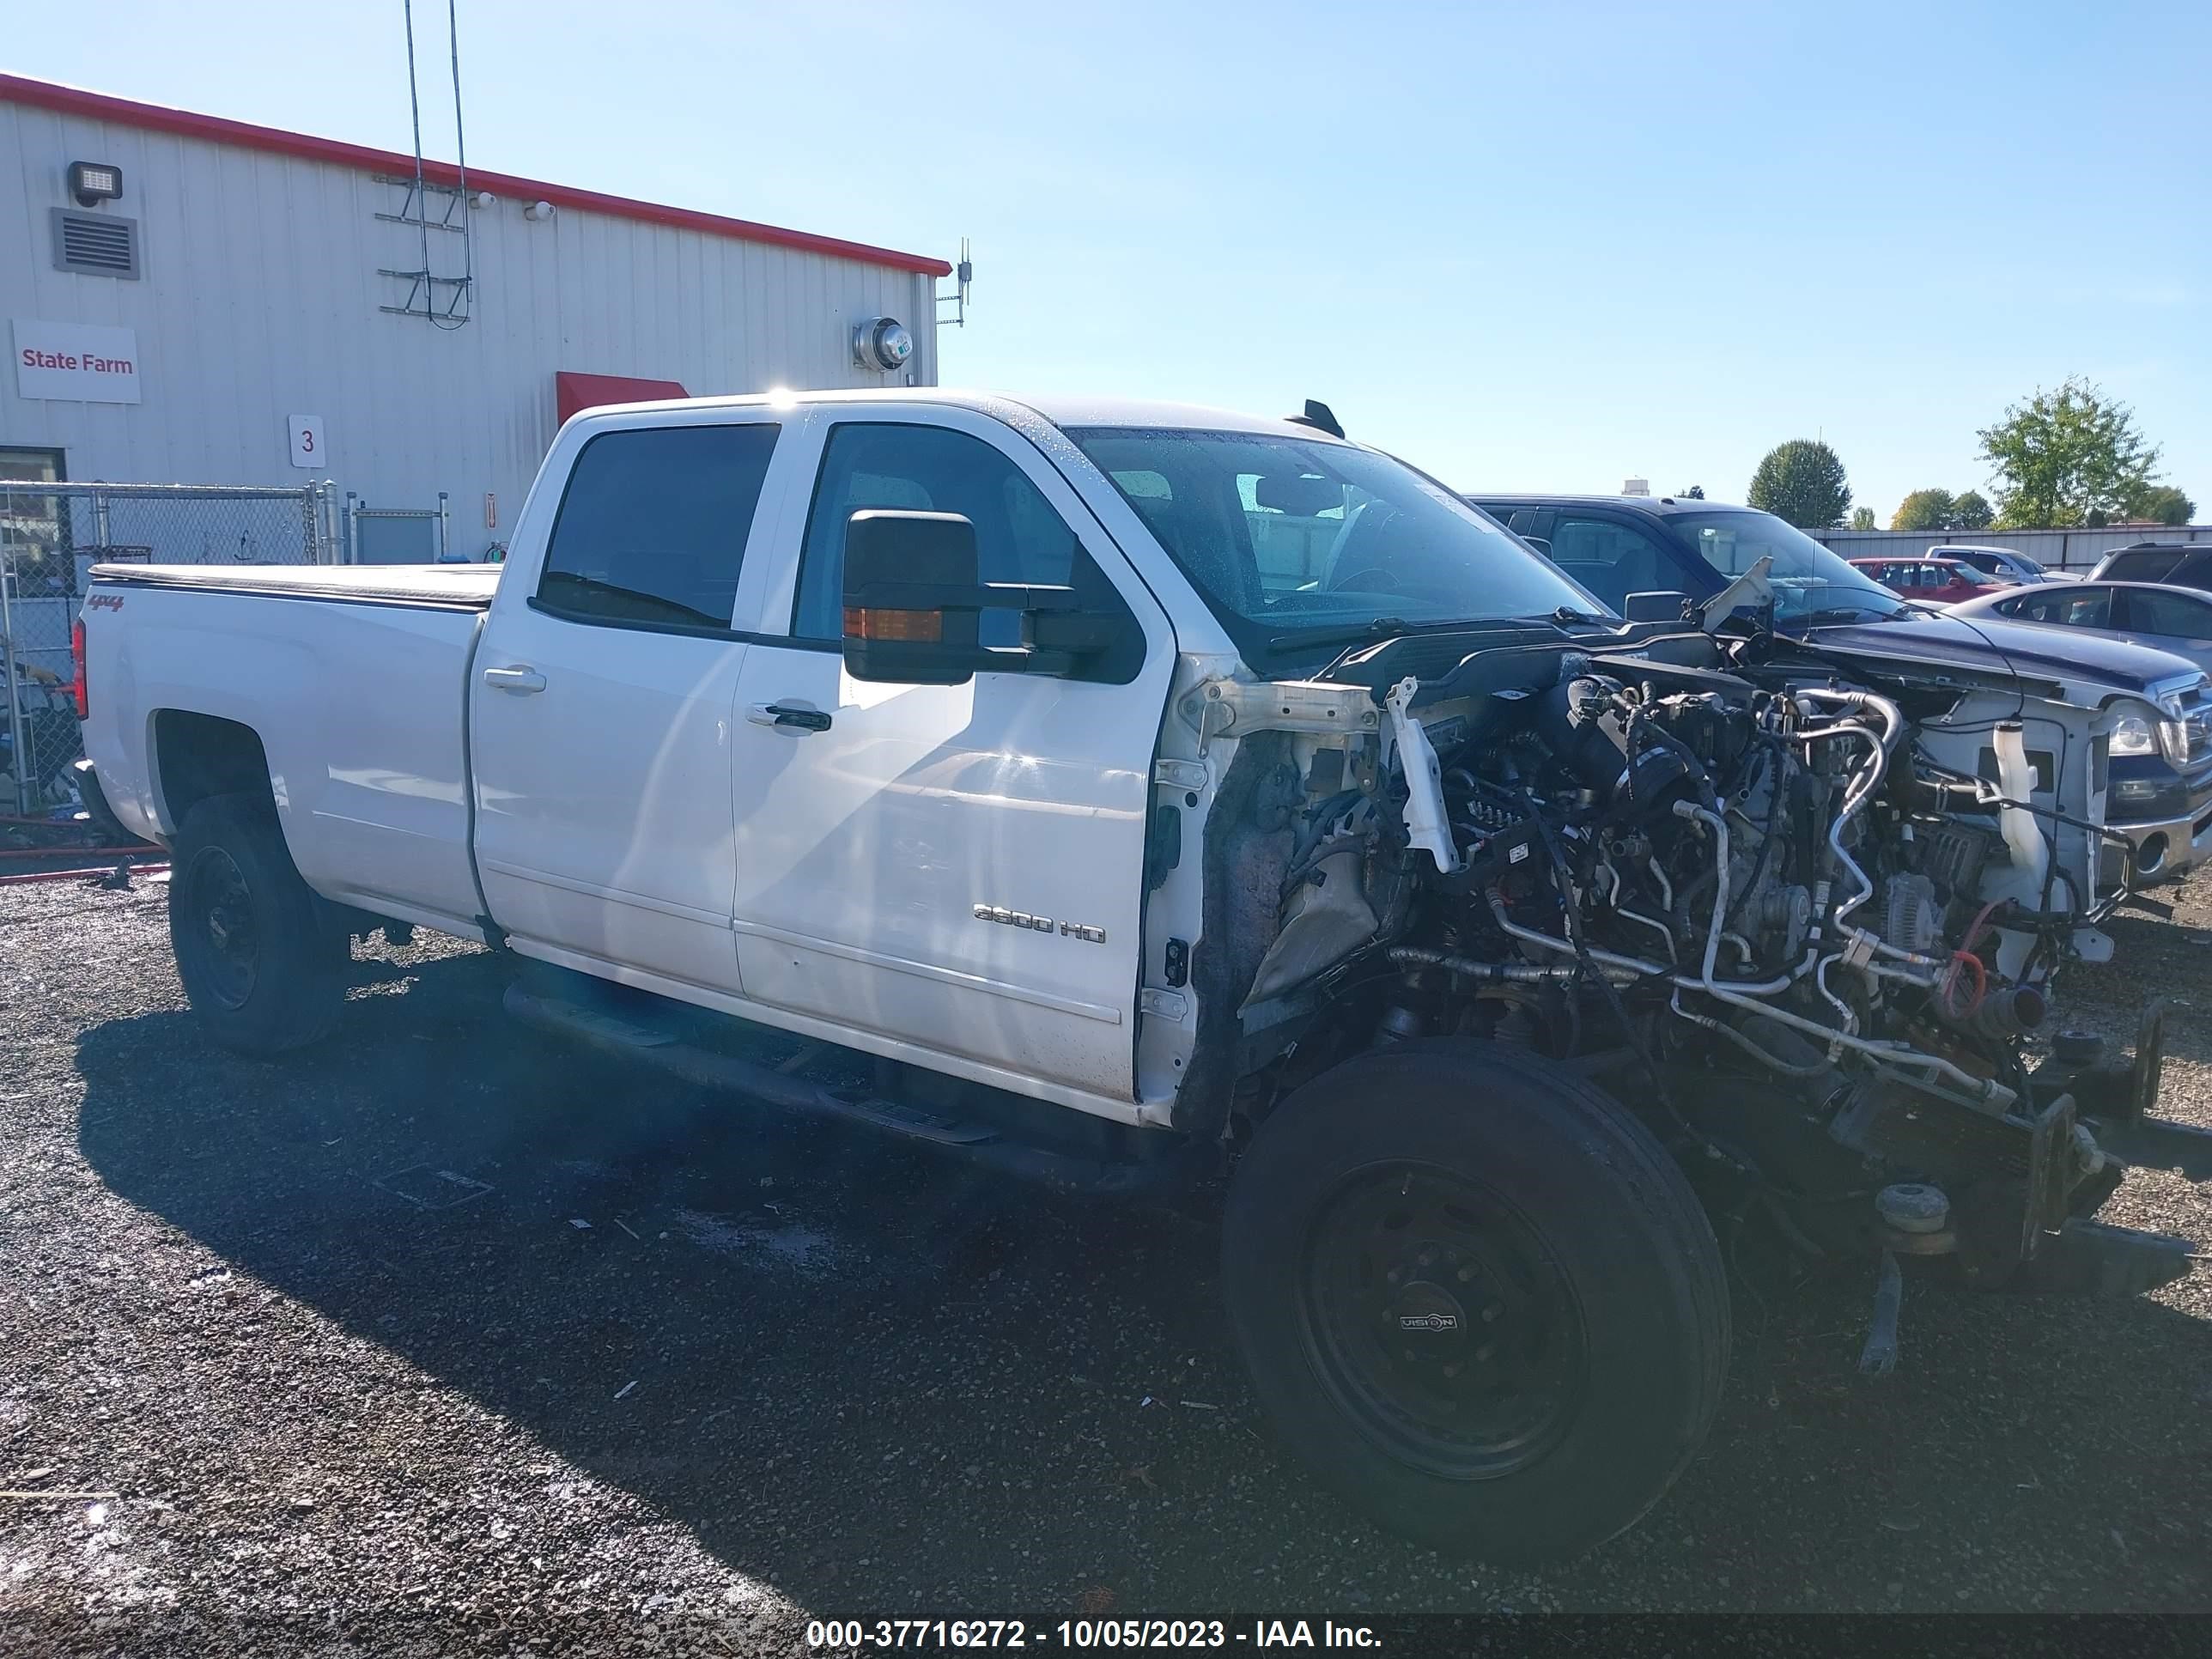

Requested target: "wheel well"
[{"left": 152, "top": 711, "right": 274, "bottom": 828}]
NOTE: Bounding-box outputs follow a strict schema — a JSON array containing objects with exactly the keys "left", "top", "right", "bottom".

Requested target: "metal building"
[{"left": 0, "top": 72, "right": 951, "bottom": 562}]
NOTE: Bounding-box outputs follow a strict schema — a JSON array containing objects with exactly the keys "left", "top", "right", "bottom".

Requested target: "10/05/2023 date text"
[{"left": 805, "top": 1619, "right": 1381, "bottom": 1649}]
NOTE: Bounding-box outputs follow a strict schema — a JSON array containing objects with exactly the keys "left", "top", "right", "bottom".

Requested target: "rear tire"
[
  {"left": 168, "top": 793, "right": 348, "bottom": 1054},
  {"left": 1221, "top": 1038, "right": 1729, "bottom": 1563}
]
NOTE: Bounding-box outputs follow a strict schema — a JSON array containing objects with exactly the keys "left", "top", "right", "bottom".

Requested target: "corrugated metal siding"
[
  {"left": 1812, "top": 525, "right": 2212, "bottom": 573},
  {"left": 1, "top": 101, "right": 939, "bottom": 558}
]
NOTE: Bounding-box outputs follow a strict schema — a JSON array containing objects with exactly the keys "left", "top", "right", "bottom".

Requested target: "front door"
[
  {"left": 470, "top": 416, "right": 787, "bottom": 994},
  {"left": 726, "top": 410, "right": 1176, "bottom": 1105}
]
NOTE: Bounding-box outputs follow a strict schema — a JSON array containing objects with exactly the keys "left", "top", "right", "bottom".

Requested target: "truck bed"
[
  {"left": 89, "top": 562, "right": 502, "bottom": 609},
  {"left": 80, "top": 562, "right": 495, "bottom": 939}
]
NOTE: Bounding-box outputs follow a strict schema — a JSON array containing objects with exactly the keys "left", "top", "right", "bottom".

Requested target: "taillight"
[{"left": 70, "top": 618, "right": 88, "bottom": 720}]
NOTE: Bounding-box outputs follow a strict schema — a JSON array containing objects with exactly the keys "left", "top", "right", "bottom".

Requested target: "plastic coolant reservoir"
[{"left": 1978, "top": 721, "right": 2054, "bottom": 909}]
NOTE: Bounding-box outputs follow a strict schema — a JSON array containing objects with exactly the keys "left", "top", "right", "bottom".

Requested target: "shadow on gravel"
[{"left": 70, "top": 951, "right": 2212, "bottom": 1613}]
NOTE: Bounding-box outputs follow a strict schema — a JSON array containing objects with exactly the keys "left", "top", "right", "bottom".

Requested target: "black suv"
[
  {"left": 2088, "top": 541, "right": 2212, "bottom": 588},
  {"left": 1467, "top": 494, "right": 2212, "bottom": 883}
]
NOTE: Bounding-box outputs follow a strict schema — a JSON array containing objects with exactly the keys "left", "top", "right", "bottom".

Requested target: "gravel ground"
[{"left": 2, "top": 874, "right": 2209, "bottom": 1651}]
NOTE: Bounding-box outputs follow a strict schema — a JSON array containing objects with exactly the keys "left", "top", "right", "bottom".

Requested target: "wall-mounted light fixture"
[
  {"left": 524, "top": 199, "right": 556, "bottom": 222},
  {"left": 67, "top": 161, "right": 124, "bottom": 207}
]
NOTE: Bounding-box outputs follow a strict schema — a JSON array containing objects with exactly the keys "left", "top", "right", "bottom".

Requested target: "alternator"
[{"left": 1881, "top": 873, "right": 1943, "bottom": 956}]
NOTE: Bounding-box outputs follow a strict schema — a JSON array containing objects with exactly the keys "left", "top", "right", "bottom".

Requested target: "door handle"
[
  {"left": 747, "top": 702, "right": 832, "bottom": 733},
  {"left": 483, "top": 664, "right": 546, "bottom": 694}
]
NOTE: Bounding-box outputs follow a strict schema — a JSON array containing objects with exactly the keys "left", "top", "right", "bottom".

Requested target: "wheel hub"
[
  {"left": 185, "top": 847, "right": 260, "bottom": 1009},
  {"left": 1390, "top": 1278, "right": 1469, "bottom": 1339},
  {"left": 1300, "top": 1163, "right": 1585, "bottom": 1480}
]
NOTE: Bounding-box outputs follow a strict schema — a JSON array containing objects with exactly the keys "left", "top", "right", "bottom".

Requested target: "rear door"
[
  {"left": 470, "top": 414, "right": 790, "bottom": 994},
  {"left": 2115, "top": 586, "right": 2212, "bottom": 657},
  {"left": 726, "top": 407, "right": 1176, "bottom": 1106}
]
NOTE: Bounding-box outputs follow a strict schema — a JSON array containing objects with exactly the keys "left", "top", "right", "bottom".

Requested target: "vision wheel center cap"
[{"left": 1389, "top": 1281, "right": 1470, "bottom": 1343}]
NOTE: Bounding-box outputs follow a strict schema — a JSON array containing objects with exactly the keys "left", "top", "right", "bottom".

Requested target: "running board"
[{"left": 502, "top": 983, "right": 1200, "bottom": 1196}]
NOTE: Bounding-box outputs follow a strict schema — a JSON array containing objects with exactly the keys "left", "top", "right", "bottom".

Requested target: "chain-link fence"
[{"left": 0, "top": 481, "right": 337, "bottom": 810}]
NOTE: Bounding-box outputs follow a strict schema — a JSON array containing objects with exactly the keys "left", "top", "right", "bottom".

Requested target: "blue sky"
[{"left": 10, "top": 1, "right": 2207, "bottom": 519}]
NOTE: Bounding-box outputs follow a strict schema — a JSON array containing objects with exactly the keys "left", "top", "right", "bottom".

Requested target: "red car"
[{"left": 1847, "top": 556, "right": 2006, "bottom": 606}]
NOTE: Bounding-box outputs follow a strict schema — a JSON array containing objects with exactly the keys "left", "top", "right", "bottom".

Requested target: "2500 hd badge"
[{"left": 973, "top": 903, "right": 1107, "bottom": 944}]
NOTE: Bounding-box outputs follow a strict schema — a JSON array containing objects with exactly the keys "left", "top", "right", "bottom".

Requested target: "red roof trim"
[{"left": 0, "top": 73, "right": 951, "bottom": 278}]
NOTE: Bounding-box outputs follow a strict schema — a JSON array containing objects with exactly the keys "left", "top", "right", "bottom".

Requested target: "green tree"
[
  {"left": 1892, "top": 489, "right": 1955, "bottom": 532},
  {"left": 1747, "top": 439, "right": 1851, "bottom": 529},
  {"left": 2126, "top": 483, "right": 2196, "bottom": 526},
  {"left": 1849, "top": 507, "right": 1877, "bottom": 530},
  {"left": 1978, "top": 377, "right": 2161, "bottom": 528},
  {"left": 1949, "top": 489, "right": 1993, "bottom": 530}
]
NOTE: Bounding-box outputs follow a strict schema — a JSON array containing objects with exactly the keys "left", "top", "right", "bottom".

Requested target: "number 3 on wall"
[{"left": 289, "top": 415, "right": 325, "bottom": 469}]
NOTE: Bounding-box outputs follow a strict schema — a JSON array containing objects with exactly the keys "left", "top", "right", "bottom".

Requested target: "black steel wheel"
[
  {"left": 167, "top": 793, "right": 347, "bottom": 1054},
  {"left": 179, "top": 843, "right": 260, "bottom": 1010},
  {"left": 1222, "top": 1038, "right": 1729, "bottom": 1562},
  {"left": 1299, "top": 1161, "right": 1586, "bottom": 1480}
]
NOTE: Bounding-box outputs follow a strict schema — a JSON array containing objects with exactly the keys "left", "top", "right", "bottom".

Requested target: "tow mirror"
[
  {"left": 842, "top": 509, "right": 991, "bottom": 685},
  {"left": 842, "top": 507, "right": 1142, "bottom": 686}
]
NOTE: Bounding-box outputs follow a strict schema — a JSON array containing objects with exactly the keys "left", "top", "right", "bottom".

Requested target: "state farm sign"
[{"left": 14, "top": 319, "right": 141, "bottom": 404}]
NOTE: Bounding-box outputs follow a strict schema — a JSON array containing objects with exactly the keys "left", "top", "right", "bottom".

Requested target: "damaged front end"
[{"left": 1192, "top": 623, "right": 2196, "bottom": 1328}]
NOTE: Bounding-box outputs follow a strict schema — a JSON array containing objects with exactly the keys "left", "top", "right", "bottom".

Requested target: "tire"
[
  {"left": 1221, "top": 1037, "right": 1729, "bottom": 1563},
  {"left": 167, "top": 793, "right": 349, "bottom": 1054}
]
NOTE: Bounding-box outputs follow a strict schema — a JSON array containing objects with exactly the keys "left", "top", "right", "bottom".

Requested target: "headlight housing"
[{"left": 2111, "top": 698, "right": 2187, "bottom": 763}]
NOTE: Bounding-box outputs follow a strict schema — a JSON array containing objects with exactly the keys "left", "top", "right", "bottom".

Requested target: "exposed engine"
[{"left": 1210, "top": 630, "right": 2166, "bottom": 1287}]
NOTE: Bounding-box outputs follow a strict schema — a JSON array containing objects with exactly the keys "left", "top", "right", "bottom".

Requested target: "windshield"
[
  {"left": 1671, "top": 509, "right": 1907, "bottom": 625},
  {"left": 1065, "top": 427, "right": 1601, "bottom": 659}
]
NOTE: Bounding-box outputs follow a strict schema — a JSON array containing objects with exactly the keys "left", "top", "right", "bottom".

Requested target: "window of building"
[{"left": 535, "top": 424, "right": 780, "bottom": 631}]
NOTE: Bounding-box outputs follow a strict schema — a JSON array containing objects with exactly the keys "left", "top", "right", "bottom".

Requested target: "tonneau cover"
[{"left": 88, "top": 562, "right": 502, "bottom": 610}]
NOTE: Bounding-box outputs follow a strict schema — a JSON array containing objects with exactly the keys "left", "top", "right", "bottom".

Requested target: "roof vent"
[{"left": 52, "top": 208, "right": 140, "bottom": 278}]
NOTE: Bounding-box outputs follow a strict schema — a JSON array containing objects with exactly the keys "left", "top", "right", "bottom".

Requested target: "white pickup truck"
[{"left": 77, "top": 390, "right": 2192, "bottom": 1561}]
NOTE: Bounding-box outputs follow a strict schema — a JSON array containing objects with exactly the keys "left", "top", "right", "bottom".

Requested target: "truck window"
[
  {"left": 1545, "top": 515, "right": 1674, "bottom": 611},
  {"left": 536, "top": 423, "right": 780, "bottom": 631},
  {"left": 792, "top": 422, "right": 1088, "bottom": 643},
  {"left": 2103, "top": 547, "right": 2183, "bottom": 584}
]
